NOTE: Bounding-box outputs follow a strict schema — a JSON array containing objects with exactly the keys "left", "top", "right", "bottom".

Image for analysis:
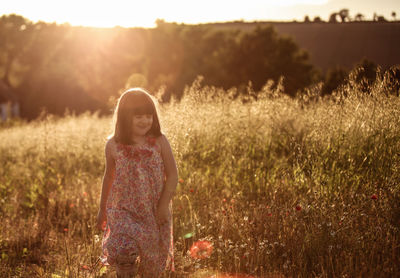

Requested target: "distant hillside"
[{"left": 206, "top": 21, "right": 400, "bottom": 72}]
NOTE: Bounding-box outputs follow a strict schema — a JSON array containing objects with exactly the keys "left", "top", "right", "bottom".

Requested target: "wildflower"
[
  {"left": 179, "top": 178, "right": 184, "bottom": 184},
  {"left": 223, "top": 198, "right": 227, "bottom": 203},
  {"left": 69, "top": 203, "right": 75, "bottom": 208},
  {"left": 83, "top": 192, "right": 88, "bottom": 197},
  {"left": 81, "top": 265, "right": 90, "bottom": 271},
  {"left": 295, "top": 205, "right": 302, "bottom": 211},
  {"left": 371, "top": 194, "right": 378, "bottom": 200},
  {"left": 189, "top": 188, "right": 194, "bottom": 193},
  {"left": 189, "top": 240, "right": 213, "bottom": 259},
  {"left": 64, "top": 228, "right": 68, "bottom": 232}
]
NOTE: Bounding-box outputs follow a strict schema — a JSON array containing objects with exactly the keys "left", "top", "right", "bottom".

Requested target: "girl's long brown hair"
[{"left": 112, "top": 88, "right": 161, "bottom": 144}]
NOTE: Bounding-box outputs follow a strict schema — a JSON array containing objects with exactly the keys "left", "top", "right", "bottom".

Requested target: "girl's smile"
[{"left": 132, "top": 114, "right": 153, "bottom": 136}]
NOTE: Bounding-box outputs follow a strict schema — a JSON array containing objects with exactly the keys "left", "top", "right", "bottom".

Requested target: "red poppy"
[
  {"left": 189, "top": 188, "right": 194, "bottom": 193},
  {"left": 81, "top": 265, "right": 90, "bottom": 271},
  {"left": 69, "top": 203, "right": 75, "bottom": 208},
  {"left": 179, "top": 178, "right": 184, "bottom": 183},
  {"left": 83, "top": 192, "right": 88, "bottom": 197},
  {"left": 189, "top": 240, "right": 213, "bottom": 259},
  {"left": 64, "top": 228, "right": 68, "bottom": 232},
  {"left": 295, "top": 205, "right": 302, "bottom": 211},
  {"left": 371, "top": 194, "right": 378, "bottom": 200}
]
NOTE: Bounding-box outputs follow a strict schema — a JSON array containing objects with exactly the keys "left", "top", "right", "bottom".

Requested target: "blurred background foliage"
[{"left": 0, "top": 14, "right": 399, "bottom": 120}]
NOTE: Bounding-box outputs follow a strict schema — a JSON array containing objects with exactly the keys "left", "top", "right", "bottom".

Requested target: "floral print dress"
[{"left": 101, "top": 136, "right": 174, "bottom": 277}]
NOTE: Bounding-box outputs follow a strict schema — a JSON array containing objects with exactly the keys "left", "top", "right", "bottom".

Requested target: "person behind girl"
[{"left": 96, "top": 88, "right": 178, "bottom": 278}]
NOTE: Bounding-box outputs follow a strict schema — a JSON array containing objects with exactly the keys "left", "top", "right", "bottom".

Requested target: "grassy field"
[{"left": 0, "top": 79, "right": 399, "bottom": 277}]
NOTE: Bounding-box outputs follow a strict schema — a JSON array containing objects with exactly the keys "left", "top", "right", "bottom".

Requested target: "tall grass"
[{"left": 0, "top": 79, "right": 399, "bottom": 277}]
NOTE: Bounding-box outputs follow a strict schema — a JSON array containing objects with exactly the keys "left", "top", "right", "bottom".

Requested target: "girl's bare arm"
[
  {"left": 156, "top": 135, "right": 178, "bottom": 222},
  {"left": 97, "top": 139, "right": 116, "bottom": 230}
]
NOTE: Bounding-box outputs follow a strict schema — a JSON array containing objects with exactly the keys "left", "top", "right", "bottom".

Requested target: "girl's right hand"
[{"left": 96, "top": 209, "right": 107, "bottom": 231}]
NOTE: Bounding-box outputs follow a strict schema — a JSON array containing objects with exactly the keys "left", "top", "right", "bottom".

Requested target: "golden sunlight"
[
  {"left": 1, "top": 0, "right": 159, "bottom": 28},
  {"left": 274, "top": 0, "right": 329, "bottom": 6},
  {"left": 2, "top": 0, "right": 397, "bottom": 27},
  {"left": 1, "top": 0, "right": 332, "bottom": 28}
]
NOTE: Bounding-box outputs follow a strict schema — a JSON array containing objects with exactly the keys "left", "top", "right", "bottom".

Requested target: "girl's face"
[{"left": 132, "top": 114, "right": 153, "bottom": 137}]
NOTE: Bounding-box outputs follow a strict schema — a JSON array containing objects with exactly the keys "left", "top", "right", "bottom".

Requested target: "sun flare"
[{"left": 1, "top": 0, "right": 398, "bottom": 27}]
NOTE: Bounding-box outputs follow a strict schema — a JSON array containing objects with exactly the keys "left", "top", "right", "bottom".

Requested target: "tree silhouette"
[
  {"left": 377, "top": 15, "right": 387, "bottom": 22},
  {"left": 313, "top": 16, "right": 323, "bottom": 23},
  {"left": 304, "top": 16, "right": 310, "bottom": 23},
  {"left": 349, "top": 58, "right": 378, "bottom": 93},
  {"left": 338, "top": 9, "right": 350, "bottom": 22},
  {"left": 0, "top": 14, "right": 33, "bottom": 87},
  {"left": 354, "top": 13, "right": 365, "bottom": 22},
  {"left": 321, "top": 67, "right": 348, "bottom": 95},
  {"left": 392, "top": 11, "right": 397, "bottom": 21},
  {"left": 231, "top": 26, "right": 316, "bottom": 96},
  {"left": 329, "top": 13, "right": 338, "bottom": 23}
]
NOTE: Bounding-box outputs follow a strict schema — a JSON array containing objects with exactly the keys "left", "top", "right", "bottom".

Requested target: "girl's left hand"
[
  {"left": 96, "top": 209, "right": 107, "bottom": 231},
  {"left": 155, "top": 205, "right": 169, "bottom": 226}
]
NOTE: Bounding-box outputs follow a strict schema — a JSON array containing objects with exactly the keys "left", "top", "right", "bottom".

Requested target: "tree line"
[
  {"left": 304, "top": 9, "right": 397, "bottom": 23},
  {"left": 0, "top": 14, "right": 399, "bottom": 119},
  {"left": 1, "top": 14, "right": 318, "bottom": 118}
]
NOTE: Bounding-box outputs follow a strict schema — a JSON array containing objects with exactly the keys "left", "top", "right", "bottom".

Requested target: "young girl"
[{"left": 96, "top": 88, "right": 178, "bottom": 278}]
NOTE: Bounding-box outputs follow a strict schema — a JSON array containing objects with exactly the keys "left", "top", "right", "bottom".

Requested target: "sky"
[{"left": 1, "top": 0, "right": 399, "bottom": 28}]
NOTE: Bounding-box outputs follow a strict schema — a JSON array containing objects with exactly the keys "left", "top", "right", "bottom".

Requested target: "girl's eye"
[{"left": 134, "top": 114, "right": 152, "bottom": 119}]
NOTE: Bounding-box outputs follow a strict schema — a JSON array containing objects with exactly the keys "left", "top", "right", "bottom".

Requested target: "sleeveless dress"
[{"left": 101, "top": 136, "right": 174, "bottom": 277}]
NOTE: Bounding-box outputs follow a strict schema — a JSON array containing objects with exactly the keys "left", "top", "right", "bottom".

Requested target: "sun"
[{"left": 62, "top": 1, "right": 159, "bottom": 28}]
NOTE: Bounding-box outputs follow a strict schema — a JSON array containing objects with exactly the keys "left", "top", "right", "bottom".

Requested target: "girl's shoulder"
[
  {"left": 154, "top": 134, "right": 172, "bottom": 152},
  {"left": 105, "top": 136, "right": 118, "bottom": 159},
  {"left": 154, "top": 134, "right": 167, "bottom": 147}
]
